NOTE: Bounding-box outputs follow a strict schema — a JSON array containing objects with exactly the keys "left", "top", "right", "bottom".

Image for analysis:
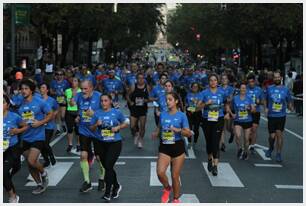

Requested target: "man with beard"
[{"left": 264, "top": 71, "right": 294, "bottom": 162}]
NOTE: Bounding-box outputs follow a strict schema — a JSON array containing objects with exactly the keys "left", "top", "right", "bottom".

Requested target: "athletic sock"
[
  {"left": 80, "top": 160, "right": 90, "bottom": 183},
  {"left": 98, "top": 161, "right": 105, "bottom": 180}
]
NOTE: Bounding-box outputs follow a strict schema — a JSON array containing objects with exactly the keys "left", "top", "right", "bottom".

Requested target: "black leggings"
[
  {"left": 41, "top": 129, "right": 55, "bottom": 163},
  {"left": 3, "top": 145, "right": 21, "bottom": 192},
  {"left": 202, "top": 118, "right": 224, "bottom": 159},
  {"left": 187, "top": 111, "right": 202, "bottom": 143},
  {"left": 98, "top": 141, "right": 122, "bottom": 194}
]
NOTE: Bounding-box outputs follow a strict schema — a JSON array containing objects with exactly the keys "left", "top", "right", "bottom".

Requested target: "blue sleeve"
[
  {"left": 41, "top": 100, "right": 52, "bottom": 114},
  {"left": 181, "top": 113, "right": 189, "bottom": 129},
  {"left": 50, "top": 80, "right": 55, "bottom": 90},
  {"left": 15, "top": 113, "right": 23, "bottom": 125},
  {"left": 117, "top": 110, "right": 126, "bottom": 123},
  {"left": 53, "top": 98, "right": 59, "bottom": 110},
  {"left": 149, "top": 87, "right": 156, "bottom": 98}
]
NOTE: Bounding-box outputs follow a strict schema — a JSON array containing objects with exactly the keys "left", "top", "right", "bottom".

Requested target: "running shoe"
[
  {"left": 276, "top": 153, "right": 282, "bottom": 162},
  {"left": 134, "top": 134, "right": 139, "bottom": 145},
  {"left": 242, "top": 151, "right": 249, "bottom": 160},
  {"left": 79, "top": 181, "right": 92, "bottom": 193},
  {"left": 66, "top": 145, "right": 73, "bottom": 153},
  {"left": 237, "top": 148, "right": 243, "bottom": 159},
  {"left": 220, "top": 143, "right": 226, "bottom": 152},
  {"left": 102, "top": 193, "right": 111, "bottom": 201},
  {"left": 207, "top": 159, "right": 213, "bottom": 172},
  {"left": 41, "top": 171, "right": 49, "bottom": 188},
  {"left": 161, "top": 187, "right": 171, "bottom": 203},
  {"left": 249, "top": 146, "right": 255, "bottom": 154},
  {"left": 212, "top": 165, "right": 218, "bottom": 176},
  {"left": 228, "top": 133, "right": 234, "bottom": 144},
  {"left": 8, "top": 195, "right": 19, "bottom": 203},
  {"left": 76, "top": 145, "right": 81, "bottom": 152},
  {"left": 111, "top": 184, "right": 122, "bottom": 199},
  {"left": 265, "top": 149, "right": 273, "bottom": 158},
  {"left": 32, "top": 185, "right": 46, "bottom": 195},
  {"left": 171, "top": 199, "right": 181, "bottom": 203},
  {"left": 50, "top": 154, "right": 56, "bottom": 166},
  {"left": 43, "top": 161, "right": 50, "bottom": 168},
  {"left": 137, "top": 139, "right": 143, "bottom": 149},
  {"left": 98, "top": 179, "right": 105, "bottom": 191}
]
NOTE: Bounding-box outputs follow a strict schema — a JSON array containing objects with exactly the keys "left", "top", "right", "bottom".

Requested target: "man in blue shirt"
[
  {"left": 18, "top": 79, "right": 53, "bottom": 195},
  {"left": 101, "top": 70, "right": 123, "bottom": 107},
  {"left": 264, "top": 71, "right": 294, "bottom": 162}
]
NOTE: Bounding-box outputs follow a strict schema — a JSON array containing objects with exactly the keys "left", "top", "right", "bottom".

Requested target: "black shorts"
[
  {"left": 65, "top": 111, "right": 79, "bottom": 134},
  {"left": 59, "top": 103, "right": 67, "bottom": 107},
  {"left": 234, "top": 121, "right": 253, "bottom": 129},
  {"left": 159, "top": 140, "right": 185, "bottom": 158},
  {"left": 130, "top": 106, "right": 147, "bottom": 117},
  {"left": 268, "top": 116, "right": 286, "bottom": 133},
  {"left": 79, "top": 135, "right": 101, "bottom": 155},
  {"left": 252, "top": 112, "right": 261, "bottom": 125},
  {"left": 22, "top": 140, "right": 45, "bottom": 152}
]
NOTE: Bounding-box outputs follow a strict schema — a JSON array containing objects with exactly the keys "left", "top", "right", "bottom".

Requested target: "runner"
[
  {"left": 127, "top": 72, "right": 150, "bottom": 148},
  {"left": 39, "top": 83, "right": 58, "bottom": 167},
  {"left": 229, "top": 82, "right": 256, "bottom": 160},
  {"left": 101, "top": 69, "right": 123, "bottom": 108},
  {"left": 64, "top": 77, "right": 81, "bottom": 152},
  {"left": 246, "top": 74, "right": 264, "bottom": 153},
  {"left": 220, "top": 74, "right": 235, "bottom": 152},
  {"left": 90, "top": 94, "right": 129, "bottom": 201},
  {"left": 264, "top": 71, "right": 294, "bottom": 162},
  {"left": 50, "top": 69, "right": 70, "bottom": 134},
  {"left": 197, "top": 74, "right": 229, "bottom": 176},
  {"left": 18, "top": 79, "right": 53, "bottom": 194},
  {"left": 70, "top": 80, "right": 105, "bottom": 192},
  {"left": 152, "top": 92, "right": 192, "bottom": 203},
  {"left": 3, "top": 94, "right": 28, "bottom": 203},
  {"left": 185, "top": 82, "right": 202, "bottom": 148}
]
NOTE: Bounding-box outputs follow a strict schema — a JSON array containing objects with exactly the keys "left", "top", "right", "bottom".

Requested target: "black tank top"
[{"left": 130, "top": 84, "right": 149, "bottom": 108}]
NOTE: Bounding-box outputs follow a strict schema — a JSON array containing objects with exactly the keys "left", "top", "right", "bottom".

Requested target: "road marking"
[
  {"left": 254, "top": 163, "right": 282, "bottom": 167},
  {"left": 187, "top": 147, "right": 196, "bottom": 159},
  {"left": 54, "top": 155, "right": 196, "bottom": 160},
  {"left": 150, "top": 162, "right": 181, "bottom": 186},
  {"left": 202, "top": 162, "right": 244, "bottom": 187},
  {"left": 180, "top": 194, "right": 200, "bottom": 203},
  {"left": 26, "top": 162, "right": 74, "bottom": 186},
  {"left": 50, "top": 132, "right": 66, "bottom": 147},
  {"left": 275, "top": 185, "right": 303, "bottom": 189},
  {"left": 255, "top": 148, "right": 272, "bottom": 161},
  {"left": 260, "top": 116, "right": 302, "bottom": 140}
]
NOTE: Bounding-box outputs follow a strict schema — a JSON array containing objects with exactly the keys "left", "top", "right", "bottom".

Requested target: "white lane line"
[
  {"left": 50, "top": 133, "right": 67, "bottom": 147},
  {"left": 26, "top": 162, "right": 74, "bottom": 186},
  {"left": 260, "top": 116, "right": 302, "bottom": 140},
  {"left": 150, "top": 162, "right": 181, "bottom": 186},
  {"left": 254, "top": 163, "right": 282, "bottom": 168},
  {"left": 275, "top": 185, "right": 303, "bottom": 189},
  {"left": 202, "top": 162, "right": 244, "bottom": 187},
  {"left": 180, "top": 194, "right": 200, "bottom": 203},
  {"left": 255, "top": 148, "right": 272, "bottom": 161},
  {"left": 54, "top": 155, "right": 195, "bottom": 160},
  {"left": 187, "top": 147, "right": 196, "bottom": 159}
]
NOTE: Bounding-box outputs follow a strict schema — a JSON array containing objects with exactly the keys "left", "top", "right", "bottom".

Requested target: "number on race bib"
[
  {"left": 101, "top": 129, "right": 115, "bottom": 141},
  {"left": 238, "top": 110, "right": 248, "bottom": 120},
  {"left": 162, "top": 131, "right": 175, "bottom": 144},
  {"left": 272, "top": 102, "right": 283, "bottom": 112},
  {"left": 208, "top": 110, "right": 219, "bottom": 122}
]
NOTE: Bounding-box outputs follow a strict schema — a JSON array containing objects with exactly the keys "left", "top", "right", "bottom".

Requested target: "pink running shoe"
[
  {"left": 161, "top": 187, "right": 171, "bottom": 203},
  {"left": 171, "top": 199, "right": 181, "bottom": 203}
]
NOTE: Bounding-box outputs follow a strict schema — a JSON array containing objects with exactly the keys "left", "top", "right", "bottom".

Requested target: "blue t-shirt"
[
  {"left": 91, "top": 108, "right": 126, "bottom": 142},
  {"left": 79, "top": 74, "right": 97, "bottom": 87},
  {"left": 200, "top": 88, "right": 227, "bottom": 121},
  {"left": 11, "top": 93, "right": 24, "bottom": 108},
  {"left": 18, "top": 96, "right": 52, "bottom": 142},
  {"left": 126, "top": 73, "right": 137, "bottom": 86},
  {"left": 232, "top": 95, "right": 254, "bottom": 123},
  {"left": 246, "top": 85, "right": 264, "bottom": 112},
  {"left": 185, "top": 91, "right": 202, "bottom": 112},
  {"left": 159, "top": 111, "right": 189, "bottom": 144},
  {"left": 157, "top": 89, "right": 168, "bottom": 112},
  {"left": 152, "top": 72, "right": 160, "bottom": 85},
  {"left": 221, "top": 85, "right": 235, "bottom": 100},
  {"left": 50, "top": 79, "right": 70, "bottom": 96},
  {"left": 3, "top": 111, "right": 22, "bottom": 150},
  {"left": 43, "top": 96, "right": 59, "bottom": 130},
  {"left": 169, "top": 71, "right": 181, "bottom": 85},
  {"left": 149, "top": 84, "right": 164, "bottom": 99},
  {"left": 266, "top": 85, "right": 292, "bottom": 117},
  {"left": 75, "top": 91, "right": 102, "bottom": 138},
  {"left": 102, "top": 78, "right": 123, "bottom": 94}
]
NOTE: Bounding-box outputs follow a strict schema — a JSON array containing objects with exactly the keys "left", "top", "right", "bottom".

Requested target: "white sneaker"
[
  {"left": 134, "top": 135, "right": 139, "bottom": 145},
  {"left": 137, "top": 139, "right": 143, "bottom": 149},
  {"left": 8, "top": 195, "right": 19, "bottom": 203}
]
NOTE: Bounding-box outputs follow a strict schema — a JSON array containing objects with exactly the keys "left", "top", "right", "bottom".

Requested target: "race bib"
[
  {"left": 238, "top": 110, "right": 248, "bottom": 120},
  {"left": 101, "top": 129, "right": 115, "bottom": 141},
  {"left": 3, "top": 140, "right": 9, "bottom": 151},
  {"left": 135, "top": 97, "right": 144, "bottom": 106},
  {"left": 162, "top": 131, "right": 175, "bottom": 144},
  {"left": 272, "top": 102, "right": 282, "bottom": 112},
  {"left": 56, "top": 96, "right": 65, "bottom": 104},
  {"left": 82, "top": 110, "right": 92, "bottom": 122},
  {"left": 187, "top": 106, "right": 196, "bottom": 113},
  {"left": 208, "top": 110, "right": 219, "bottom": 122},
  {"left": 22, "top": 111, "right": 35, "bottom": 124}
]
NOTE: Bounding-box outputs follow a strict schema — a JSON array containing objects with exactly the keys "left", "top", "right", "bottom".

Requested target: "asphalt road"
[{"left": 3, "top": 102, "right": 303, "bottom": 203}]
